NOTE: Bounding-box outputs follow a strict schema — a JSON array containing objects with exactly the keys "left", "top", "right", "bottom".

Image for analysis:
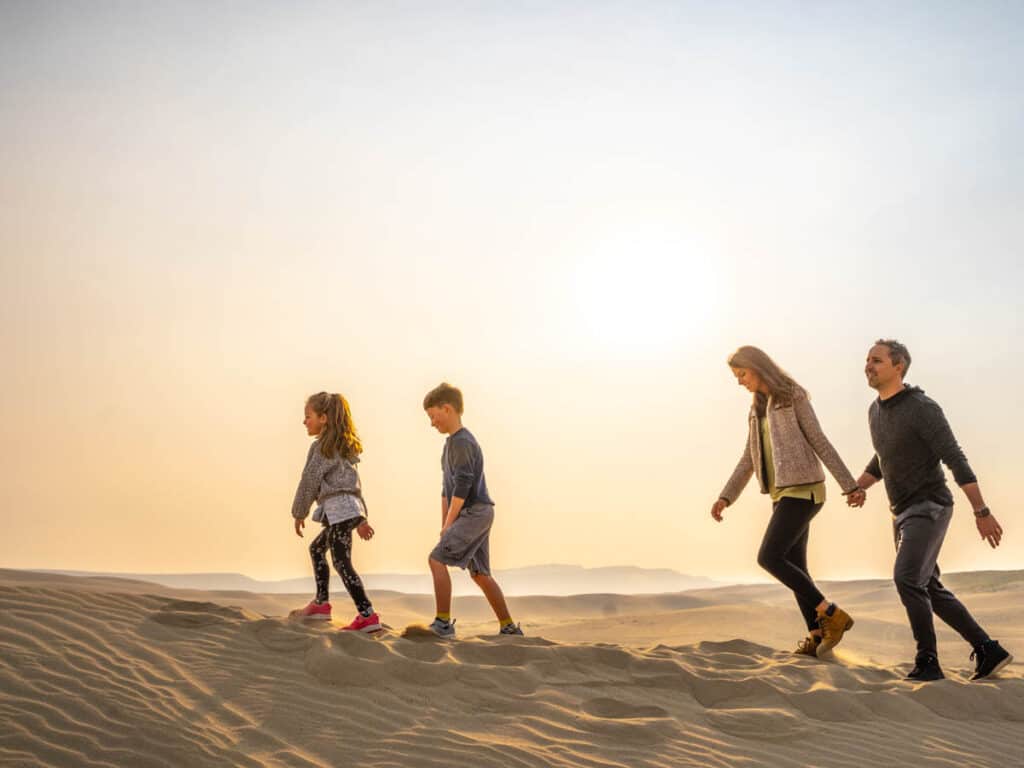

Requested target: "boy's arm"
[
  {"left": 443, "top": 497, "right": 466, "bottom": 532},
  {"left": 441, "top": 496, "right": 448, "bottom": 526}
]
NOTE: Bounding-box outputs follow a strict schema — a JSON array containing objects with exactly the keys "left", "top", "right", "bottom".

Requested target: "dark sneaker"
[
  {"left": 816, "top": 604, "right": 854, "bottom": 656},
  {"left": 499, "top": 622, "right": 524, "bottom": 636},
  {"left": 970, "top": 640, "right": 1013, "bottom": 681},
  {"left": 429, "top": 617, "right": 456, "bottom": 639},
  {"left": 906, "top": 653, "right": 944, "bottom": 681},
  {"left": 794, "top": 635, "right": 822, "bottom": 657}
]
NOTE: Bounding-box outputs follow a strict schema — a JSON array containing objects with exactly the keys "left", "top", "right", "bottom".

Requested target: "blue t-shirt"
[{"left": 442, "top": 427, "right": 494, "bottom": 507}]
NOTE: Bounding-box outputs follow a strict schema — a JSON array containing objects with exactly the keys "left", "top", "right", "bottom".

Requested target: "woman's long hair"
[
  {"left": 306, "top": 392, "right": 363, "bottom": 462},
  {"left": 727, "top": 346, "right": 805, "bottom": 416}
]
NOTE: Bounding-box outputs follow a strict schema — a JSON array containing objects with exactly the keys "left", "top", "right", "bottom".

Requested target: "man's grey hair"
[{"left": 876, "top": 338, "right": 911, "bottom": 377}]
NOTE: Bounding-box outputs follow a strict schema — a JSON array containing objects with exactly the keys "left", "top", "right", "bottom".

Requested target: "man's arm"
[
  {"left": 441, "top": 496, "right": 448, "bottom": 526},
  {"left": 846, "top": 463, "right": 881, "bottom": 508},
  {"left": 856, "top": 471, "right": 880, "bottom": 490},
  {"left": 960, "top": 481, "right": 1003, "bottom": 548}
]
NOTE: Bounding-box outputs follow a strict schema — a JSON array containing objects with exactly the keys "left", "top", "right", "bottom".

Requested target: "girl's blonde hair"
[
  {"left": 727, "top": 345, "right": 805, "bottom": 416},
  {"left": 307, "top": 392, "right": 363, "bottom": 462}
]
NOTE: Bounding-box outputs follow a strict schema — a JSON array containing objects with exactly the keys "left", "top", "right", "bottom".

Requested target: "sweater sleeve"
[
  {"left": 291, "top": 443, "right": 325, "bottom": 520},
  {"left": 719, "top": 441, "right": 754, "bottom": 504},
  {"left": 914, "top": 399, "right": 977, "bottom": 486},
  {"left": 447, "top": 437, "right": 477, "bottom": 500},
  {"left": 792, "top": 392, "right": 858, "bottom": 493},
  {"left": 864, "top": 454, "right": 882, "bottom": 479}
]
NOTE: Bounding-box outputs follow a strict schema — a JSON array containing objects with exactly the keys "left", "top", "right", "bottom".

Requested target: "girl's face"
[
  {"left": 304, "top": 405, "right": 328, "bottom": 437},
  {"left": 731, "top": 366, "right": 764, "bottom": 394}
]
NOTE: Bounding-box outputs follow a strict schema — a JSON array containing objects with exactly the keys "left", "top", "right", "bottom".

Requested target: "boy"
[{"left": 423, "top": 382, "right": 522, "bottom": 638}]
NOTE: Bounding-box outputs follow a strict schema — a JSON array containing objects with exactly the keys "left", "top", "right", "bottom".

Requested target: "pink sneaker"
[
  {"left": 290, "top": 600, "right": 332, "bottom": 620},
  {"left": 341, "top": 612, "right": 382, "bottom": 633}
]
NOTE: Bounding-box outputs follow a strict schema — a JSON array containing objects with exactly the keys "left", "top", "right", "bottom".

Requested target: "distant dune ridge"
[
  {"left": 34, "top": 563, "right": 720, "bottom": 596},
  {"left": 1, "top": 569, "right": 1022, "bottom": 767}
]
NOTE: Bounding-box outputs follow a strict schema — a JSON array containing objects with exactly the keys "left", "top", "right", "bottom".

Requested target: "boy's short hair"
[
  {"left": 423, "top": 382, "right": 464, "bottom": 414},
  {"left": 876, "top": 338, "right": 912, "bottom": 377}
]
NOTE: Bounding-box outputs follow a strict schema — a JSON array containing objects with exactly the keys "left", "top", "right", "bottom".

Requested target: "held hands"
[
  {"left": 294, "top": 518, "right": 305, "bottom": 537},
  {"left": 845, "top": 488, "right": 867, "bottom": 508},
  {"left": 711, "top": 498, "right": 729, "bottom": 522},
  {"left": 977, "top": 512, "right": 1003, "bottom": 548},
  {"left": 357, "top": 522, "right": 375, "bottom": 541}
]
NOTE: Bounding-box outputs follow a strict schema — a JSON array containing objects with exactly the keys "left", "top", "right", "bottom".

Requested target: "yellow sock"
[
  {"left": 436, "top": 612, "right": 451, "bottom": 622},
  {"left": 500, "top": 618, "right": 514, "bottom": 628}
]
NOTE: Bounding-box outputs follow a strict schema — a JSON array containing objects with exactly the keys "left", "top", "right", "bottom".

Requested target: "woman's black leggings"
[
  {"left": 757, "top": 497, "right": 826, "bottom": 631},
  {"left": 310, "top": 516, "right": 371, "bottom": 613}
]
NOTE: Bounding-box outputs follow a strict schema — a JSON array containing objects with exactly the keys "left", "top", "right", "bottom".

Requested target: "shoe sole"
[
  {"left": 816, "top": 618, "right": 854, "bottom": 657},
  {"left": 905, "top": 673, "right": 945, "bottom": 682},
  {"left": 973, "top": 653, "right": 1013, "bottom": 680}
]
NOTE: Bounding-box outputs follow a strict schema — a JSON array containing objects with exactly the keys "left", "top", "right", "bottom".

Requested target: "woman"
[{"left": 712, "top": 346, "right": 865, "bottom": 657}]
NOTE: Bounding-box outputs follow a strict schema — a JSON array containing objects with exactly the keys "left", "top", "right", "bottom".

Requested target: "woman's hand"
[
  {"left": 711, "top": 498, "right": 729, "bottom": 522},
  {"left": 294, "top": 518, "right": 305, "bottom": 537},
  {"left": 845, "top": 488, "right": 866, "bottom": 507},
  {"left": 357, "top": 522, "right": 375, "bottom": 541}
]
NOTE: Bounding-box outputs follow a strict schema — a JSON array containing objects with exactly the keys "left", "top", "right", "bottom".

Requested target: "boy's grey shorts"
[{"left": 430, "top": 503, "right": 494, "bottom": 576}]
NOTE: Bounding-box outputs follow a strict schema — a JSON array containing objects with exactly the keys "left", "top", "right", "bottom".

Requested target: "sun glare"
[{"left": 569, "top": 230, "right": 720, "bottom": 356}]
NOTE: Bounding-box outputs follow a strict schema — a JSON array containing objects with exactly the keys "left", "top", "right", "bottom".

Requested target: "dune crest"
[{"left": 2, "top": 571, "right": 1022, "bottom": 767}]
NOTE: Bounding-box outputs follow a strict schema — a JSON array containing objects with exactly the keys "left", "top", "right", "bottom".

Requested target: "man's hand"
[
  {"left": 845, "top": 489, "right": 866, "bottom": 508},
  {"left": 357, "top": 522, "right": 375, "bottom": 541},
  {"left": 294, "top": 518, "right": 305, "bottom": 537},
  {"left": 711, "top": 498, "right": 728, "bottom": 522},
  {"left": 977, "top": 513, "right": 1003, "bottom": 548}
]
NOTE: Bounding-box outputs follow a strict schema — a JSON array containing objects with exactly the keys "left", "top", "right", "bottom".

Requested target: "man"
[{"left": 849, "top": 339, "right": 1011, "bottom": 681}]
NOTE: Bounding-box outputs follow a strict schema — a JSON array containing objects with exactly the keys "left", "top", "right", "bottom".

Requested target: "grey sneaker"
[
  {"left": 499, "top": 622, "right": 524, "bottom": 636},
  {"left": 429, "top": 617, "right": 456, "bottom": 639}
]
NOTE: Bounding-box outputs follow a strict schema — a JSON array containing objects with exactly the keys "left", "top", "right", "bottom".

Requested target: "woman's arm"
[{"left": 792, "top": 393, "right": 859, "bottom": 494}]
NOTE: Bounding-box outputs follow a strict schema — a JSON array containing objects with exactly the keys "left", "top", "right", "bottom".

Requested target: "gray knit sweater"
[
  {"left": 720, "top": 389, "right": 858, "bottom": 504},
  {"left": 291, "top": 440, "right": 366, "bottom": 522}
]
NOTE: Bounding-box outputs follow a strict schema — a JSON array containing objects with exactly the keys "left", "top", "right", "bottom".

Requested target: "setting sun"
[{"left": 569, "top": 227, "right": 720, "bottom": 355}]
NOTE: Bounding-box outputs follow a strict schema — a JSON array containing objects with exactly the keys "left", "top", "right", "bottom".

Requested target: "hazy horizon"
[{"left": 2, "top": 2, "right": 1022, "bottom": 584}]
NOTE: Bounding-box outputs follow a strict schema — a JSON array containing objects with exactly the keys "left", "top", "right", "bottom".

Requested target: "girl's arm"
[{"left": 291, "top": 444, "right": 325, "bottom": 522}]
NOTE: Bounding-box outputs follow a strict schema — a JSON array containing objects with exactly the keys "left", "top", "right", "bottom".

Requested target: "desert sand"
[{"left": 2, "top": 568, "right": 1022, "bottom": 767}]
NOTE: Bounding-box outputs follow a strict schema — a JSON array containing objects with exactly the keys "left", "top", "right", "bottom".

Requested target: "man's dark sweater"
[{"left": 865, "top": 385, "right": 977, "bottom": 515}]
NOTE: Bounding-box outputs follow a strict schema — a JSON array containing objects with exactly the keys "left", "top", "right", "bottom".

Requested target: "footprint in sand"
[
  {"left": 706, "top": 707, "right": 808, "bottom": 741},
  {"left": 150, "top": 600, "right": 255, "bottom": 628},
  {"left": 582, "top": 697, "right": 669, "bottom": 719},
  {"left": 249, "top": 620, "right": 317, "bottom": 653}
]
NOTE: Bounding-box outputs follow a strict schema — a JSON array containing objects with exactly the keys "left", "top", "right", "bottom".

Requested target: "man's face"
[{"left": 865, "top": 344, "right": 902, "bottom": 390}]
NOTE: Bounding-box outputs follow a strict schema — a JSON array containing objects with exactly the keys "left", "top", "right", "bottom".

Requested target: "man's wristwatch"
[{"left": 974, "top": 506, "right": 991, "bottom": 518}]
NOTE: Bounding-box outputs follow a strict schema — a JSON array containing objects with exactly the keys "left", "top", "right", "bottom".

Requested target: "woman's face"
[{"left": 731, "top": 366, "right": 763, "bottom": 394}]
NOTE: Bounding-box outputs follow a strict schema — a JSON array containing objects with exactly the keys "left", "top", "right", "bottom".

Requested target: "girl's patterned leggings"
[{"left": 309, "top": 516, "right": 371, "bottom": 613}]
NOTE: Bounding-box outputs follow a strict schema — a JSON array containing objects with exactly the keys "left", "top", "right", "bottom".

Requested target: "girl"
[
  {"left": 290, "top": 391, "right": 381, "bottom": 632},
  {"left": 712, "top": 346, "right": 865, "bottom": 657}
]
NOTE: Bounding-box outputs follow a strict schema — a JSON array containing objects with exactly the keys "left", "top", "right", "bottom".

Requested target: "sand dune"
[{"left": 1, "top": 570, "right": 1022, "bottom": 767}]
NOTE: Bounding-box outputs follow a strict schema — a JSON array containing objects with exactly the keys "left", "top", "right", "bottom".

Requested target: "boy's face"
[{"left": 425, "top": 404, "right": 458, "bottom": 434}]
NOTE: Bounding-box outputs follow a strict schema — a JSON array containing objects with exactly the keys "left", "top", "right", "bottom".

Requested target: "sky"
[{"left": 2, "top": 1, "right": 1022, "bottom": 586}]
